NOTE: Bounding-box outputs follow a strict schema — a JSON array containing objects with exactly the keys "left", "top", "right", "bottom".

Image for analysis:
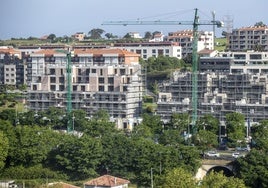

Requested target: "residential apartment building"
[
  {"left": 111, "top": 41, "right": 182, "bottom": 60},
  {"left": 0, "top": 47, "right": 26, "bottom": 86},
  {"left": 157, "top": 72, "right": 268, "bottom": 125},
  {"left": 26, "top": 48, "right": 143, "bottom": 128},
  {"left": 199, "top": 51, "right": 268, "bottom": 74},
  {"left": 228, "top": 26, "right": 268, "bottom": 51},
  {"left": 166, "top": 30, "right": 214, "bottom": 57}
]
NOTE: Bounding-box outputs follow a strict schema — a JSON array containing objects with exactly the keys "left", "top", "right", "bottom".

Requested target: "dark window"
[
  {"left": 108, "top": 77, "right": 114, "bottom": 84},
  {"left": 50, "top": 68, "right": 55, "bottom": 75},
  {"left": 50, "top": 85, "right": 56, "bottom": 91},
  {"left": 59, "top": 77, "right": 64, "bottom": 83},
  {"left": 108, "top": 86, "right": 114, "bottom": 91},
  {"left": 92, "top": 69, "right": 96, "bottom": 73},
  {"left": 99, "top": 86, "right": 104, "bottom": 91},
  {"left": 99, "top": 77, "right": 105, "bottom": 84},
  {"left": 59, "top": 85, "right": 64, "bottom": 91},
  {"left": 81, "top": 85, "right": 85, "bottom": 91},
  {"left": 50, "top": 77, "right": 56, "bottom": 83}
]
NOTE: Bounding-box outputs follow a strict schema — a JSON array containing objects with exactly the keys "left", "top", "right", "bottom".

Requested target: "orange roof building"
[{"left": 84, "top": 175, "right": 130, "bottom": 188}]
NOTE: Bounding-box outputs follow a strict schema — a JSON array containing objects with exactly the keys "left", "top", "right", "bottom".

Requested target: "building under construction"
[
  {"left": 26, "top": 48, "right": 143, "bottom": 129},
  {"left": 157, "top": 51, "right": 268, "bottom": 125}
]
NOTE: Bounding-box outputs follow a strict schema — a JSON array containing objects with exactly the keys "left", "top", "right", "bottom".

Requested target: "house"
[
  {"left": 84, "top": 175, "right": 130, "bottom": 188},
  {"left": 73, "top": 32, "right": 86, "bottom": 41}
]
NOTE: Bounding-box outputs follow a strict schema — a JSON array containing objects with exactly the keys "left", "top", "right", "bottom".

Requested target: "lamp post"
[{"left": 151, "top": 168, "right": 154, "bottom": 188}]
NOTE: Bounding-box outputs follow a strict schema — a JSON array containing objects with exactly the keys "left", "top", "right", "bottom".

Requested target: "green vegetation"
[
  {"left": 215, "top": 37, "right": 227, "bottom": 51},
  {"left": 0, "top": 97, "right": 267, "bottom": 187}
]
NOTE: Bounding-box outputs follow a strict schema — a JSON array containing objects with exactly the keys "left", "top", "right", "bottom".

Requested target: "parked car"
[
  {"left": 232, "top": 152, "right": 245, "bottom": 158},
  {"left": 205, "top": 150, "right": 220, "bottom": 157},
  {"left": 236, "top": 145, "right": 251, "bottom": 152},
  {"left": 232, "top": 152, "right": 240, "bottom": 158}
]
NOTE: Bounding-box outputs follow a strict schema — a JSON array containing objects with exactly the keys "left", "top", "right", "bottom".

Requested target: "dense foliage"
[{"left": 0, "top": 106, "right": 266, "bottom": 187}]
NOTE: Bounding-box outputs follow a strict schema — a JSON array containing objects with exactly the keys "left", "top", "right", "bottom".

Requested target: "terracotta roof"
[
  {"left": 198, "top": 49, "right": 216, "bottom": 54},
  {"left": 84, "top": 175, "right": 130, "bottom": 187},
  {"left": 74, "top": 49, "right": 140, "bottom": 57},
  {"left": 236, "top": 26, "right": 268, "bottom": 31},
  {"left": 33, "top": 48, "right": 140, "bottom": 57},
  {"left": 48, "top": 182, "right": 80, "bottom": 188},
  {"left": 33, "top": 49, "right": 65, "bottom": 56},
  {"left": 0, "top": 48, "right": 20, "bottom": 55}
]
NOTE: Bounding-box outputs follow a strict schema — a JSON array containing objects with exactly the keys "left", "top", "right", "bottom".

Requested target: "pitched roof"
[
  {"left": 32, "top": 48, "right": 140, "bottom": 57},
  {"left": 0, "top": 47, "right": 20, "bottom": 55},
  {"left": 48, "top": 182, "right": 80, "bottom": 188},
  {"left": 74, "top": 48, "right": 140, "bottom": 57},
  {"left": 84, "top": 175, "right": 130, "bottom": 187}
]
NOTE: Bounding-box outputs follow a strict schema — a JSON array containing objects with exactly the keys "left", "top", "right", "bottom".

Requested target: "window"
[
  {"left": 33, "top": 85, "right": 37, "bottom": 90},
  {"left": 120, "top": 69, "right": 125, "bottom": 75},
  {"left": 50, "top": 68, "right": 55, "bottom": 75},
  {"left": 99, "top": 86, "right": 104, "bottom": 91},
  {"left": 108, "top": 77, "right": 114, "bottom": 84},
  {"left": 165, "top": 49, "right": 169, "bottom": 53},
  {"left": 81, "top": 85, "right": 85, "bottom": 91},
  {"left": 143, "top": 49, "right": 147, "bottom": 53},
  {"left": 73, "top": 85, "right": 77, "bottom": 91},
  {"left": 100, "top": 69, "right": 103, "bottom": 76},
  {"left": 59, "top": 77, "right": 64, "bottom": 83},
  {"left": 92, "top": 69, "right": 96, "bottom": 73},
  {"left": 50, "top": 77, "right": 56, "bottom": 83},
  {"left": 50, "top": 85, "right": 56, "bottom": 91},
  {"left": 99, "top": 77, "right": 105, "bottom": 84},
  {"left": 59, "top": 85, "right": 65, "bottom": 91},
  {"left": 108, "top": 86, "right": 114, "bottom": 91}
]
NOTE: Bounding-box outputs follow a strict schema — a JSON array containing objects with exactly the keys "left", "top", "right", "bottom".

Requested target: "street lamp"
[{"left": 151, "top": 168, "right": 154, "bottom": 188}]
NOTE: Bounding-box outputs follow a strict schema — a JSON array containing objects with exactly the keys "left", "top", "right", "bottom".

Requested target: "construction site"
[{"left": 157, "top": 71, "right": 268, "bottom": 126}]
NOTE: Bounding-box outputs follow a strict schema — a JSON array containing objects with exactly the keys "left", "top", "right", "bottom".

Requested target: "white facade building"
[
  {"left": 166, "top": 30, "right": 214, "bottom": 57},
  {"left": 111, "top": 42, "right": 182, "bottom": 60}
]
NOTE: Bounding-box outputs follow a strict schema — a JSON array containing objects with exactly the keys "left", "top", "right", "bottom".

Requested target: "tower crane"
[
  {"left": 102, "top": 8, "right": 223, "bottom": 133},
  {"left": 56, "top": 49, "right": 73, "bottom": 133}
]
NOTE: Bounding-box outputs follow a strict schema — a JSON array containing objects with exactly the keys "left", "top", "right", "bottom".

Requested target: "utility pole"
[{"left": 151, "top": 168, "right": 154, "bottom": 188}]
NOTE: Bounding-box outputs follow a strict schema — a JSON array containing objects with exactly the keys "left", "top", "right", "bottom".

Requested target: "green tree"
[
  {"left": 0, "top": 131, "right": 9, "bottom": 170},
  {"left": 225, "top": 112, "right": 246, "bottom": 146},
  {"left": 161, "top": 167, "right": 197, "bottom": 188},
  {"left": 254, "top": 21, "right": 266, "bottom": 27},
  {"left": 47, "top": 33, "right": 56, "bottom": 42},
  {"left": 170, "top": 113, "right": 190, "bottom": 133},
  {"left": 194, "top": 129, "right": 218, "bottom": 150},
  {"left": 235, "top": 149, "right": 268, "bottom": 188},
  {"left": 251, "top": 120, "right": 268, "bottom": 151},
  {"left": 144, "top": 31, "right": 152, "bottom": 39},
  {"left": 200, "top": 171, "right": 246, "bottom": 188},
  {"left": 88, "top": 28, "right": 105, "bottom": 39},
  {"left": 5, "top": 125, "right": 61, "bottom": 167},
  {"left": 197, "top": 114, "right": 219, "bottom": 135},
  {"left": 105, "top": 33, "right": 117, "bottom": 39},
  {"left": 141, "top": 113, "right": 163, "bottom": 136},
  {"left": 52, "top": 135, "right": 103, "bottom": 180}
]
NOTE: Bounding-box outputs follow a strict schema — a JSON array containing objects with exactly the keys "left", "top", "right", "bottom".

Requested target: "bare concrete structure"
[
  {"left": 26, "top": 49, "right": 143, "bottom": 127},
  {"left": 157, "top": 71, "right": 268, "bottom": 124}
]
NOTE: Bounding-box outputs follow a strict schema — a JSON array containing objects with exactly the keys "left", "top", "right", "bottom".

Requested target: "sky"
[{"left": 0, "top": 0, "right": 267, "bottom": 40}]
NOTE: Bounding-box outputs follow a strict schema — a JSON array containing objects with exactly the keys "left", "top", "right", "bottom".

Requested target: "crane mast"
[
  {"left": 103, "top": 8, "right": 223, "bottom": 133},
  {"left": 66, "top": 51, "right": 73, "bottom": 133},
  {"left": 55, "top": 49, "right": 73, "bottom": 133}
]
